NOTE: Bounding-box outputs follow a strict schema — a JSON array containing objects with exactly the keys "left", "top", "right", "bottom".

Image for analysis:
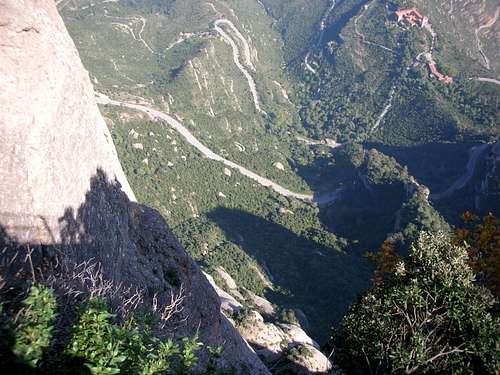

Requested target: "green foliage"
[
  {"left": 297, "top": 0, "right": 499, "bottom": 149},
  {"left": 59, "top": 0, "right": 499, "bottom": 349},
  {"left": 278, "top": 309, "right": 299, "bottom": 326},
  {"left": 13, "top": 285, "right": 57, "bottom": 367},
  {"left": 399, "top": 194, "right": 449, "bottom": 242},
  {"left": 284, "top": 344, "right": 312, "bottom": 363},
  {"left": 0, "top": 284, "right": 232, "bottom": 374},
  {"left": 105, "top": 107, "right": 373, "bottom": 342},
  {"left": 68, "top": 299, "right": 203, "bottom": 375},
  {"left": 364, "top": 149, "right": 409, "bottom": 185},
  {"left": 260, "top": 0, "right": 328, "bottom": 62},
  {"left": 297, "top": 0, "right": 402, "bottom": 143},
  {"left": 454, "top": 213, "right": 500, "bottom": 298},
  {"left": 332, "top": 232, "right": 499, "bottom": 374},
  {"left": 68, "top": 299, "right": 128, "bottom": 374}
]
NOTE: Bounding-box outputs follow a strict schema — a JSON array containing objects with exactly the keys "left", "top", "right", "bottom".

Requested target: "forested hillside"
[{"left": 57, "top": 0, "right": 499, "bottom": 368}]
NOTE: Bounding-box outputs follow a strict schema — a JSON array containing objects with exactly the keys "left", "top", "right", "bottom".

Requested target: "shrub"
[
  {"left": 0, "top": 285, "right": 231, "bottom": 374},
  {"left": 68, "top": 298, "right": 203, "bottom": 375},
  {"left": 12, "top": 285, "right": 58, "bottom": 367},
  {"left": 454, "top": 212, "right": 500, "bottom": 297},
  {"left": 331, "top": 232, "right": 499, "bottom": 374}
]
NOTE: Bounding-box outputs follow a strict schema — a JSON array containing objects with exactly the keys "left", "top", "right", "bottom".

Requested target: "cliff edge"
[{"left": 0, "top": 1, "right": 268, "bottom": 372}]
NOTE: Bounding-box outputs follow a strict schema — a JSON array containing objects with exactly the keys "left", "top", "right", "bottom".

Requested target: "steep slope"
[
  {"left": 55, "top": 0, "right": 477, "bottom": 347},
  {"left": 58, "top": 0, "right": 376, "bottom": 344},
  {"left": 410, "top": 0, "right": 500, "bottom": 74},
  {"left": 0, "top": 1, "right": 269, "bottom": 372}
]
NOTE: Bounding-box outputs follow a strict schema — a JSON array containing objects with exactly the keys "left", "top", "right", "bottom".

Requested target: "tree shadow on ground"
[
  {"left": 207, "top": 207, "right": 372, "bottom": 343},
  {"left": 292, "top": 151, "right": 353, "bottom": 195},
  {"left": 292, "top": 145, "right": 406, "bottom": 248}
]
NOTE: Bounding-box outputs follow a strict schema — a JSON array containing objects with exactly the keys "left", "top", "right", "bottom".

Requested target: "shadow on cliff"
[
  {"left": 206, "top": 207, "right": 372, "bottom": 343},
  {"left": 2, "top": 169, "right": 134, "bottom": 285},
  {"left": 0, "top": 168, "right": 192, "bottom": 295},
  {"left": 0, "top": 168, "right": 205, "bottom": 373}
]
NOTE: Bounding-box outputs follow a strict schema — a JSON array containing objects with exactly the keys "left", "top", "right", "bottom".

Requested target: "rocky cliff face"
[
  {"left": 0, "top": 1, "right": 268, "bottom": 372},
  {"left": 205, "top": 268, "right": 333, "bottom": 374}
]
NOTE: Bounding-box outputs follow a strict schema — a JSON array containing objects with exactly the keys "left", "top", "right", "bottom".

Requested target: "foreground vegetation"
[
  {"left": 60, "top": 0, "right": 499, "bottom": 359},
  {"left": 2, "top": 216, "right": 497, "bottom": 374},
  {"left": 331, "top": 216, "right": 500, "bottom": 374},
  {"left": 0, "top": 285, "right": 228, "bottom": 374}
]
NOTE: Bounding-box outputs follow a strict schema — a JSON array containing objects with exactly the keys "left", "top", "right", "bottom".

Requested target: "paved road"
[
  {"left": 472, "top": 77, "right": 500, "bottom": 85},
  {"left": 431, "top": 143, "right": 491, "bottom": 200},
  {"left": 215, "top": 19, "right": 255, "bottom": 71},
  {"left": 96, "top": 93, "right": 341, "bottom": 204},
  {"left": 474, "top": 6, "right": 500, "bottom": 70},
  {"left": 214, "top": 19, "right": 266, "bottom": 114}
]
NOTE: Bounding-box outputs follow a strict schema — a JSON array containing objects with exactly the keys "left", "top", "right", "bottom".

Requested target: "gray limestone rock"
[{"left": 0, "top": 1, "right": 269, "bottom": 373}]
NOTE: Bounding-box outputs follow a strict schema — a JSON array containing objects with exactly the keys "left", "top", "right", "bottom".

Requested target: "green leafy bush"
[
  {"left": 13, "top": 285, "right": 58, "bottom": 367},
  {"left": 0, "top": 285, "right": 231, "bottom": 374},
  {"left": 331, "top": 232, "right": 499, "bottom": 374},
  {"left": 68, "top": 299, "right": 128, "bottom": 374},
  {"left": 68, "top": 299, "right": 203, "bottom": 375}
]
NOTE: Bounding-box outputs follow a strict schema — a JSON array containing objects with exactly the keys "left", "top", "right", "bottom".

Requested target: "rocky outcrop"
[
  {"left": 405, "top": 176, "right": 430, "bottom": 201},
  {"left": 206, "top": 268, "right": 333, "bottom": 373},
  {"left": 0, "top": 1, "right": 268, "bottom": 373},
  {"left": 204, "top": 272, "right": 243, "bottom": 315},
  {"left": 247, "top": 290, "right": 275, "bottom": 315},
  {"left": 238, "top": 311, "right": 333, "bottom": 374}
]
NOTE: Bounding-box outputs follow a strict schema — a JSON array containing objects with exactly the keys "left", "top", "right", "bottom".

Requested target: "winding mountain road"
[
  {"left": 474, "top": 6, "right": 500, "bottom": 70},
  {"left": 214, "top": 19, "right": 266, "bottom": 115},
  {"left": 471, "top": 77, "right": 500, "bottom": 86},
  {"left": 96, "top": 93, "right": 340, "bottom": 205},
  {"left": 215, "top": 19, "right": 255, "bottom": 71},
  {"left": 431, "top": 143, "right": 491, "bottom": 200},
  {"left": 104, "top": 14, "right": 156, "bottom": 54}
]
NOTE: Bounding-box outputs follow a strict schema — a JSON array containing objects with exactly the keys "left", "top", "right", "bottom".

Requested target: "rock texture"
[
  {"left": 238, "top": 311, "right": 333, "bottom": 374},
  {"left": 0, "top": 0, "right": 135, "bottom": 245},
  {"left": 0, "top": 1, "right": 268, "bottom": 373},
  {"left": 205, "top": 267, "right": 333, "bottom": 373},
  {"left": 204, "top": 272, "right": 243, "bottom": 315}
]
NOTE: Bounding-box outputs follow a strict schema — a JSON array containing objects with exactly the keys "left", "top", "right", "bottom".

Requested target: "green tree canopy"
[{"left": 331, "top": 232, "right": 499, "bottom": 374}]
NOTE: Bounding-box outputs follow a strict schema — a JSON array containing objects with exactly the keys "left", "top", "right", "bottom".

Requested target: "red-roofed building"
[
  {"left": 395, "top": 8, "right": 429, "bottom": 27},
  {"left": 428, "top": 61, "right": 453, "bottom": 84}
]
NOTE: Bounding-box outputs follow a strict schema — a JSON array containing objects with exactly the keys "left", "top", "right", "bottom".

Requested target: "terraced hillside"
[{"left": 59, "top": 0, "right": 499, "bottom": 347}]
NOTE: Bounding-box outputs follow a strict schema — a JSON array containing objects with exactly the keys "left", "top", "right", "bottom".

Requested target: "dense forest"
[{"left": 3, "top": 0, "right": 498, "bottom": 373}]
